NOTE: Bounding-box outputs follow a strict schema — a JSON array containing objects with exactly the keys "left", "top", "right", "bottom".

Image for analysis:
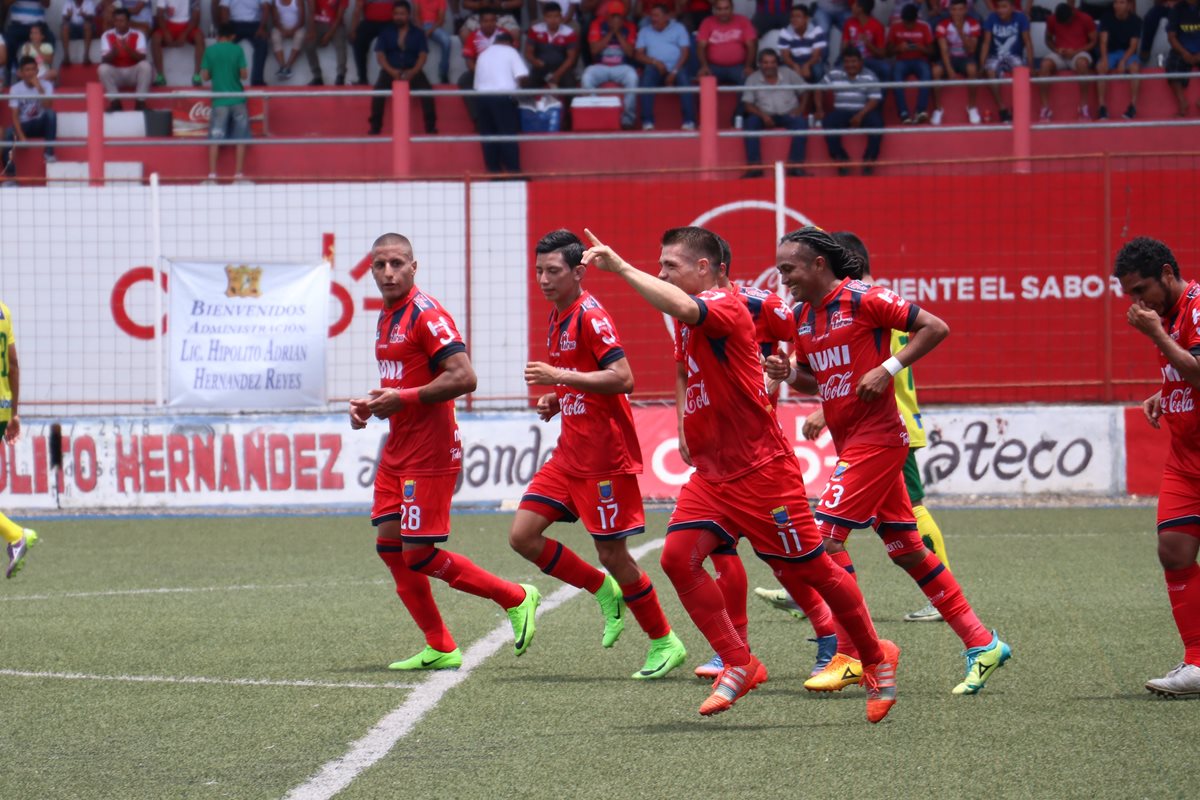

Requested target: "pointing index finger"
[{"left": 583, "top": 228, "right": 603, "bottom": 247}]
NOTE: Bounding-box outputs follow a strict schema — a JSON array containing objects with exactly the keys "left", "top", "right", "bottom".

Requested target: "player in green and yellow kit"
[{"left": 0, "top": 300, "right": 38, "bottom": 578}]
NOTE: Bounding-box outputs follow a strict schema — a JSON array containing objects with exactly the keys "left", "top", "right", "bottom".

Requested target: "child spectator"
[
  {"left": 980, "top": 0, "right": 1032, "bottom": 121},
  {"left": 932, "top": 0, "right": 981, "bottom": 124},
  {"left": 1096, "top": 0, "right": 1141, "bottom": 119},
  {"left": 2, "top": 56, "right": 56, "bottom": 185},
  {"left": 152, "top": 0, "right": 205, "bottom": 86},
  {"left": 304, "top": 0, "right": 349, "bottom": 85},
  {"left": 19, "top": 24, "right": 56, "bottom": 83},
  {"left": 887, "top": 3, "right": 934, "bottom": 122},
  {"left": 1166, "top": 0, "right": 1200, "bottom": 116},
  {"left": 777, "top": 2, "right": 827, "bottom": 115},
  {"left": 1038, "top": 2, "right": 1096, "bottom": 120},
  {"left": 843, "top": 0, "right": 889, "bottom": 78},
  {"left": 526, "top": 2, "right": 580, "bottom": 89},
  {"left": 201, "top": 22, "right": 250, "bottom": 182},
  {"left": 816, "top": 45, "right": 883, "bottom": 174},
  {"left": 60, "top": 0, "right": 96, "bottom": 66},
  {"left": 270, "top": 0, "right": 306, "bottom": 80},
  {"left": 416, "top": 0, "right": 451, "bottom": 83}
]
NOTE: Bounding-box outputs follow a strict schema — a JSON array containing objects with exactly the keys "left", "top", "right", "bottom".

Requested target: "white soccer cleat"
[{"left": 1145, "top": 663, "right": 1200, "bottom": 699}]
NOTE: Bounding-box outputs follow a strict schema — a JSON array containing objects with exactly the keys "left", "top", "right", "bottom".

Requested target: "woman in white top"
[
  {"left": 270, "top": 0, "right": 306, "bottom": 80},
  {"left": 18, "top": 24, "right": 57, "bottom": 83}
]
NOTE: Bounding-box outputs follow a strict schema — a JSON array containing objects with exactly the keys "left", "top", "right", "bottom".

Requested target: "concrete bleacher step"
[{"left": 46, "top": 161, "right": 144, "bottom": 180}]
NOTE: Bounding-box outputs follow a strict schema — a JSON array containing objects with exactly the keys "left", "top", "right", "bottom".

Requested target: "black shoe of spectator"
[
  {"left": 368, "top": 125, "right": 382, "bottom": 135},
  {"left": 1123, "top": 104, "right": 1136, "bottom": 119},
  {"left": 356, "top": 77, "right": 369, "bottom": 86},
  {"left": 335, "top": 74, "right": 346, "bottom": 86},
  {"left": 108, "top": 100, "right": 123, "bottom": 112},
  {"left": 786, "top": 167, "right": 807, "bottom": 178},
  {"left": 861, "top": 165, "right": 875, "bottom": 176},
  {"left": 1097, "top": 105, "right": 1108, "bottom": 120},
  {"left": 309, "top": 76, "right": 324, "bottom": 86},
  {"left": 135, "top": 100, "right": 147, "bottom": 111},
  {"left": 999, "top": 108, "right": 1012, "bottom": 123},
  {"left": 837, "top": 166, "right": 851, "bottom": 177},
  {"left": 741, "top": 168, "right": 765, "bottom": 178}
]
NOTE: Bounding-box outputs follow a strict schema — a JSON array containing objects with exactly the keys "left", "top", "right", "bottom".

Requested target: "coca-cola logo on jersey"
[
  {"left": 818, "top": 371, "right": 852, "bottom": 401},
  {"left": 1164, "top": 388, "right": 1195, "bottom": 414},
  {"left": 560, "top": 392, "right": 586, "bottom": 416},
  {"left": 685, "top": 381, "right": 710, "bottom": 413}
]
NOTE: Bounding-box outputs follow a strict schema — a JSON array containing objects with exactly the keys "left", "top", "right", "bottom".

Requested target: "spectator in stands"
[
  {"left": 5, "top": 0, "right": 54, "bottom": 76},
  {"left": 127, "top": 0, "right": 155, "bottom": 36},
  {"left": 698, "top": 0, "right": 757, "bottom": 86},
  {"left": 778, "top": 3, "right": 827, "bottom": 117},
  {"left": 270, "top": 0, "right": 306, "bottom": 80},
  {"left": 843, "top": 0, "right": 889, "bottom": 79},
  {"left": 551, "top": 0, "right": 581, "bottom": 28},
  {"left": 474, "top": 29, "right": 527, "bottom": 172},
  {"left": 352, "top": 0, "right": 396, "bottom": 84},
  {"left": 581, "top": 1, "right": 638, "bottom": 129},
  {"left": 415, "top": 0, "right": 451, "bottom": 83},
  {"left": 60, "top": 0, "right": 96, "bottom": 66},
  {"left": 816, "top": 45, "right": 883, "bottom": 175},
  {"left": 680, "top": 0, "right": 713, "bottom": 33},
  {"left": 887, "top": 3, "right": 934, "bottom": 123},
  {"left": 741, "top": 48, "right": 807, "bottom": 177},
  {"left": 460, "top": 0, "right": 521, "bottom": 42},
  {"left": 368, "top": 0, "right": 437, "bottom": 134},
  {"left": 980, "top": 0, "right": 1032, "bottom": 122},
  {"left": 1038, "top": 3, "right": 1097, "bottom": 120},
  {"left": 152, "top": 0, "right": 205, "bottom": 87},
  {"left": 526, "top": 2, "right": 579, "bottom": 89},
  {"left": 459, "top": 7, "right": 502, "bottom": 124},
  {"left": 304, "top": 0, "right": 349, "bottom": 85},
  {"left": 1140, "top": 0, "right": 1178, "bottom": 63},
  {"left": 812, "top": 0, "right": 850, "bottom": 33},
  {"left": 1166, "top": 0, "right": 1200, "bottom": 115},
  {"left": 201, "top": 23, "right": 250, "bottom": 182},
  {"left": 219, "top": 0, "right": 270, "bottom": 85},
  {"left": 932, "top": 0, "right": 980, "bottom": 124},
  {"left": 99, "top": 7, "right": 152, "bottom": 109},
  {"left": 635, "top": 5, "right": 693, "bottom": 129},
  {"left": 754, "top": 0, "right": 793, "bottom": 37},
  {"left": 1097, "top": 0, "right": 1141, "bottom": 118},
  {"left": 2, "top": 56, "right": 56, "bottom": 186},
  {"left": 19, "top": 23, "right": 56, "bottom": 82}
]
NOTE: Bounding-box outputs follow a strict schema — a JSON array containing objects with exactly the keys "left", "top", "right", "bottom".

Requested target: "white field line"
[
  {"left": 0, "top": 669, "right": 419, "bottom": 691},
  {"left": 283, "top": 536, "right": 667, "bottom": 800},
  {"left": 0, "top": 579, "right": 390, "bottom": 603}
]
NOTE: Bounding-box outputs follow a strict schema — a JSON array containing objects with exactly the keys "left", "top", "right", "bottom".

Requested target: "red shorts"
[
  {"left": 814, "top": 444, "right": 920, "bottom": 551},
  {"left": 519, "top": 457, "right": 645, "bottom": 539},
  {"left": 157, "top": 21, "right": 195, "bottom": 39},
  {"left": 668, "top": 455, "right": 823, "bottom": 563},
  {"left": 372, "top": 470, "right": 456, "bottom": 542},
  {"left": 1158, "top": 465, "right": 1200, "bottom": 537}
]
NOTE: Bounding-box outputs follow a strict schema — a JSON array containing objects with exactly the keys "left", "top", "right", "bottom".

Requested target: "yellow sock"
[
  {"left": 914, "top": 504, "right": 950, "bottom": 572},
  {"left": 0, "top": 511, "right": 24, "bottom": 545}
]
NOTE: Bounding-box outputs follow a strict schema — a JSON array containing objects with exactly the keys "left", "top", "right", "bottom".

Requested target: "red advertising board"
[{"left": 1123, "top": 405, "right": 1170, "bottom": 496}]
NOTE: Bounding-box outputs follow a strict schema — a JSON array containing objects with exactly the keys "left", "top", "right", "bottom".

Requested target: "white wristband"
[
  {"left": 882, "top": 356, "right": 904, "bottom": 377},
  {"left": 787, "top": 365, "right": 799, "bottom": 385}
]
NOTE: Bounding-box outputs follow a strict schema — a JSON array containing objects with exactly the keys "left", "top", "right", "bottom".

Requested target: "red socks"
[
  {"left": 776, "top": 554, "right": 883, "bottom": 666},
  {"left": 535, "top": 538, "right": 606, "bottom": 593},
  {"left": 621, "top": 573, "right": 672, "bottom": 640},
  {"left": 905, "top": 550, "right": 991, "bottom": 649},
  {"left": 711, "top": 549, "right": 749, "bottom": 644},
  {"left": 1165, "top": 563, "right": 1200, "bottom": 665},
  {"left": 405, "top": 545, "right": 527, "bottom": 610},
  {"left": 826, "top": 549, "right": 862, "bottom": 659},
  {"left": 660, "top": 528, "right": 750, "bottom": 667},
  {"left": 786, "top": 583, "right": 836, "bottom": 638},
  {"left": 376, "top": 539, "right": 455, "bottom": 652}
]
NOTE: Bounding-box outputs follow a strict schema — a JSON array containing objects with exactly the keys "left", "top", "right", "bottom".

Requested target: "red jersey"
[
  {"left": 678, "top": 287, "right": 792, "bottom": 481},
  {"left": 887, "top": 20, "right": 934, "bottom": 60},
  {"left": 936, "top": 16, "right": 981, "bottom": 59},
  {"left": 792, "top": 278, "right": 918, "bottom": 452},
  {"left": 463, "top": 28, "right": 500, "bottom": 59},
  {"left": 544, "top": 291, "right": 642, "bottom": 477},
  {"left": 843, "top": 16, "right": 885, "bottom": 56},
  {"left": 374, "top": 286, "right": 466, "bottom": 476},
  {"left": 1159, "top": 280, "right": 1200, "bottom": 476},
  {"left": 738, "top": 285, "right": 794, "bottom": 359}
]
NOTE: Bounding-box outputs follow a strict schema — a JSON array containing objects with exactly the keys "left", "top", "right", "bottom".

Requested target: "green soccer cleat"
[
  {"left": 953, "top": 631, "right": 1012, "bottom": 695},
  {"left": 507, "top": 583, "right": 541, "bottom": 657},
  {"left": 753, "top": 586, "right": 807, "bottom": 619},
  {"left": 6, "top": 529, "right": 37, "bottom": 579},
  {"left": 388, "top": 645, "right": 463, "bottom": 671},
  {"left": 594, "top": 574, "right": 626, "bottom": 648},
  {"left": 632, "top": 631, "right": 687, "bottom": 680}
]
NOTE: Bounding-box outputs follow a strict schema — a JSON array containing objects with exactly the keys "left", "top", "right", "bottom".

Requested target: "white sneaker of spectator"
[
  {"left": 930, "top": 108, "right": 943, "bottom": 126},
  {"left": 967, "top": 106, "right": 981, "bottom": 124},
  {"left": 1039, "top": 106, "right": 1052, "bottom": 123},
  {"left": 642, "top": 122, "right": 654, "bottom": 130}
]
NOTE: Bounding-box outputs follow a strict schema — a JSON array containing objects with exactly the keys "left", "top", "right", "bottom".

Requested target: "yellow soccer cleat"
[{"left": 803, "top": 652, "right": 862, "bottom": 692}]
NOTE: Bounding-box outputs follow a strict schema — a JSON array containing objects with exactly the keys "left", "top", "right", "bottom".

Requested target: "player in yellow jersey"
[
  {"left": 755, "top": 231, "right": 951, "bottom": 623},
  {"left": 0, "top": 300, "right": 38, "bottom": 578}
]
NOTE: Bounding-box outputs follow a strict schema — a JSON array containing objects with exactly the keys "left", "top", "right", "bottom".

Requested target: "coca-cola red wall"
[{"left": 526, "top": 166, "right": 1200, "bottom": 405}]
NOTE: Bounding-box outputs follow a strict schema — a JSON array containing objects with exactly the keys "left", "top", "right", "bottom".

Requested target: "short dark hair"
[
  {"left": 832, "top": 231, "right": 870, "bottom": 277},
  {"left": 494, "top": 30, "right": 514, "bottom": 43},
  {"left": 393, "top": 0, "right": 411, "bottom": 11},
  {"left": 791, "top": 2, "right": 810, "bottom": 14},
  {"left": 840, "top": 44, "right": 862, "bottom": 60},
  {"left": 217, "top": 21, "right": 235, "bottom": 37},
  {"left": 781, "top": 226, "right": 864, "bottom": 280},
  {"left": 479, "top": 6, "right": 500, "bottom": 16},
  {"left": 950, "top": 0, "right": 967, "bottom": 6},
  {"left": 18, "top": 55, "right": 37, "bottom": 69},
  {"left": 543, "top": 1, "right": 562, "bottom": 12},
  {"left": 372, "top": 232, "right": 414, "bottom": 253},
  {"left": 758, "top": 48, "right": 779, "bottom": 64},
  {"left": 857, "top": 0, "right": 875, "bottom": 14},
  {"left": 901, "top": 2, "right": 919, "bottom": 21},
  {"left": 716, "top": 234, "right": 732, "bottom": 277},
  {"left": 535, "top": 229, "right": 584, "bottom": 267},
  {"left": 1054, "top": 2, "right": 1072, "bottom": 22},
  {"left": 1114, "top": 237, "right": 1180, "bottom": 280},
  {"left": 112, "top": 5, "right": 129, "bottom": 17},
  {"left": 662, "top": 226, "right": 723, "bottom": 268}
]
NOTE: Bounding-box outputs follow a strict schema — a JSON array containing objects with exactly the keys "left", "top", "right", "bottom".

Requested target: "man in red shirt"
[
  {"left": 304, "top": 0, "right": 349, "bottom": 85},
  {"left": 351, "top": 233, "right": 540, "bottom": 671},
  {"left": 98, "top": 7, "right": 153, "bottom": 111},
  {"left": 510, "top": 229, "right": 688, "bottom": 680},
  {"left": 1038, "top": 2, "right": 1097, "bottom": 120},
  {"left": 768, "top": 226, "right": 1011, "bottom": 696},
  {"left": 584, "top": 226, "right": 898, "bottom": 722},
  {"left": 697, "top": 0, "right": 757, "bottom": 84},
  {"left": 1115, "top": 236, "right": 1200, "bottom": 698},
  {"left": 842, "top": 0, "right": 890, "bottom": 83},
  {"left": 886, "top": 3, "right": 935, "bottom": 123}
]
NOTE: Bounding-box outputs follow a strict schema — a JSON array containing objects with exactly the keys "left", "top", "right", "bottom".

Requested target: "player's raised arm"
[{"left": 582, "top": 228, "right": 702, "bottom": 324}]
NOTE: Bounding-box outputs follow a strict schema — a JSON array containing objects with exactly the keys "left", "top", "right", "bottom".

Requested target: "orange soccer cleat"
[
  {"left": 862, "top": 639, "right": 900, "bottom": 724},
  {"left": 699, "top": 655, "right": 768, "bottom": 716}
]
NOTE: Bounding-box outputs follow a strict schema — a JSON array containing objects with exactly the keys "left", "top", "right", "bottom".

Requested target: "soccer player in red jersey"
[
  {"left": 510, "top": 229, "right": 688, "bottom": 680},
  {"left": 1115, "top": 237, "right": 1200, "bottom": 698},
  {"left": 768, "top": 226, "right": 1011, "bottom": 696},
  {"left": 350, "top": 233, "right": 541, "bottom": 671},
  {"left": 583, "top": 226, "right": 898, "bottom": 721}
]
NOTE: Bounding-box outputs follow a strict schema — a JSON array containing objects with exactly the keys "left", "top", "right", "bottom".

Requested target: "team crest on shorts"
[
  {"left": 403, "top": 479, "right": 417, "bottom": 502},
  {"left": 832, "top": 461, "right": 850, "bottom": 480},
  {"left": 771, "top": 506, "right": 791, "bottom": 527},
  {"left": 597, "top": 480, "right": 615, "bottom": 503}
]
